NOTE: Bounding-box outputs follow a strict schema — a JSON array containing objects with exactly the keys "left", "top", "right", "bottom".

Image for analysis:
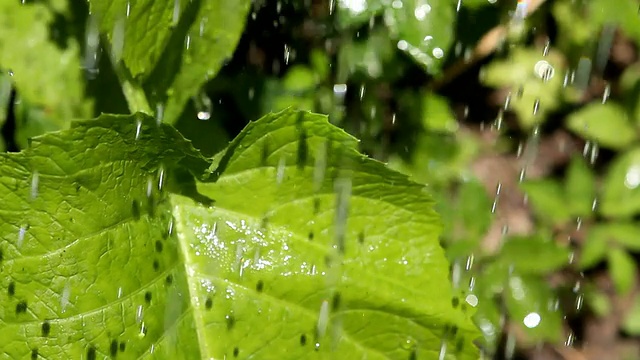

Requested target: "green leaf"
[
  {"left": 87, "top": 0, "right": 187, "bottom": 79},
  {"left": 598, "top": 222, "right": 640, "bottom": 251},
  {"left": 0, "top": 2, "right": 91, "bottom": 129},
  {"left": 601, "top": 147, "right": 640, "bottom": 218},
  {"left": 504, "top": 275, "right": 563, "bottom": 342},
  {"left": 177, "top": 109, "right": 480, "bottom": 358},
  {"left": 497, "top": 236, "right": 571, "bottom": 275},
  {"left": 520, "top": 179, "right": 572, "bottom": 225},
  {"left": 423, "top": 92, "right": 458, "bottom": 133},
  {"left": 566, "top": 103, "right": 637, "bottom": 150},
  {"left": 0, "top": 110, "right": 480, "bottom": 358},
  {"left": 565, "top": 157, "right": 596, "bottom": 217},
  {"left": 384, "top": 0, "right": 455, "bottom": 75},
  {"left": 585, "top": 286, "right": 611, "bottom": 317},
  {"left": 622, "top": 295, "right": 640, "bottom": 335},
  {"left": 456, "top": 180, "right": 493, "bottom": 240},
  {"left": 589, "top": 0, "right": 640, "bottom": 45},
  {"left": 608, "top": 248, "right": 637, "bottom": 295},
  {"left": 578, "top": 227, "right": 608, "bottom": 269},
  {"left": 481, "top": 49, "right": 566, "bottom": 129},
  {"left": 144, "top": 0, "right": 251, "bottom": 123},
  {"left": 336, "top": 0, "right": 386, "bottom": 29}
]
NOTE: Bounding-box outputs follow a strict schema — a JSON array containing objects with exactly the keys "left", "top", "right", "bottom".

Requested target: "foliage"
[{"left": 3, "top": 0, "right": 640, "bottom": 358}]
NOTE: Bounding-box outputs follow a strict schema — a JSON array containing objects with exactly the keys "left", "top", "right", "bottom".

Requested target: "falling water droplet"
[
  {"left": 283, "top": 44, "right": 291, "bottom": 65},
  {"left": 172, "top": 0, "right": 181, "bottom": 24},
  {"left": 135, "top": 120, "right": 142, "bottom": 140},
  {"left": 136, "top": 305, "right": 144, "bottom": 323},
  {"left": 316, "top": 300, "right": 330, "bottom": 340},
  {"left": 17, "top": 225, "right": 27, "bottom": 248},
  {"left": 84, "top": 15, "right": 100, "bottom": 79},
  {"left": 155, "top": 103, "right": 164, "bottom": 124},
  {"left": 194, "top": 92, "right": 212, "bottom": 120},
  {"left": 276, "top": 156, "right": 286, "bottom": 184},
  {"left": 30, "top": 170, "right": 39, "bottom": 200},
  {"left": 491, "top": 182, "right": 502, "bottom": 213},
  {"left": 158, "top": 166, "right": 166, "bottom": 191},
  {"left": 111, "top": 18, "right": 125, "bottom": 63},
  {"left": 60, "top": 283, "right": 71, "bottom": 313},
  {"left": 438, "top": 339, "right": 447, "bottom": 360}
]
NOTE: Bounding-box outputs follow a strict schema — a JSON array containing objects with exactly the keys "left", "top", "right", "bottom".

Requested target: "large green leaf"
[
  {"left": 0, "top": 110, "right": 479, "bottom": 358},
  {"left": 0, "top": 1, "right": 91, "bottom": 130}
]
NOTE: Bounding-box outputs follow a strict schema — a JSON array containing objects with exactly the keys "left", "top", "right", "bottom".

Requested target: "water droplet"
[
  {"left": 172, "top": 0, "right": 181, "bottom": 24},
  {"left": 194, "top": 92, "right": 212, "bottom": 120},
  {"left": 60, "top": 283, "right": 71, "bottom": 313},
  {"left": 17, "top": 225, "right": 27, "bottom": 248},
  {"left": 111, "top": 18, "right": 125, "bottom": 63},
  {"left": 158, "top": 166, "right": 165, "bottom": 191},
  {"left": 135, "top": 120, "right": 142, "bottom": 140},
  {"left": 84, "top": 15, "right": 100, "bottom": 79},
  {"left": 136, "top": 305, "right": 144, "bottom": 323},
  {"left": 155, "top": 103, "right": 164, "bottom": 124},
  {"left": 316, "top": 300, "right": 330, "bottom": 340},
  {"left": 414, "top": 4, "right": 431, "bottom": 20},
  {"left": 30, "top": 171, "right": 39, "bottom": 200},
  {"left": 523, "top": 312, "right": 541, "bottom": 328}
]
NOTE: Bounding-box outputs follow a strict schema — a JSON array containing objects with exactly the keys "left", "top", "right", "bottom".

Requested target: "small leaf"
[
  {"left": 600, "top": 147, "right": 640, "bottom": 218},
  {"left": 521, "top": 179, "right": 572, "bottom": 225},
  {"left": 589, "top": 0, "right": 640, "bottom": 45},
  {"left": 565, "top": 156, "right": 597, "bottom": 217},
  {"left": 145, "top": 0, "right": 251, "bottom": 123},
  {"left": 578, "top": 227, "right": 608, "bottom": 269},
  {"left": 566, "top": 103, "right": 637, "bottom": 150},
  {"left": 596, "top": 222, "right": 640, "bottom": 251},
  {"left": 622, "top": 295, "right": 640, "bottom": 335},
  {"left": 423, "top": 91, "right": 458, "bottom": 132},
  {"left": 0, "top": 2, "right": 91, "bottom": 130},
  {"left": 585, "top": 287, "right": 611, "bottom": 317},
  {"left": 608, "top": 248, "right": 637, "bottom": 295},
  {"left": 481, "top": 49, "right": 566, "bottom": 129},
  {"left": 384, "top": 0, "right": 455, "bottom": 75},
  {"left": 498, "top": 236, "right": 571, "bottom": 275},
  {"left": 457, "top": 180, "right": 493, "bottom": 240},
  {"left": 88, "top": 0, "right": 188, "bottom": 79},
  {"left": 504, "top": 275, "right": 563, "bottom": 342}
]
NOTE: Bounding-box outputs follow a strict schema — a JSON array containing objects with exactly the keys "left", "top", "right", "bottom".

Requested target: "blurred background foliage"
[{"left": 2, "top": 0, "right": 640, "bottom": 359}]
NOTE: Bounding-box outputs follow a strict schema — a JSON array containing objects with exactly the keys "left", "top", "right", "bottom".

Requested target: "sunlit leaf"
[
  {"left": 481, "top": 49, "right": 566, "bottom": 129},
  {"left": 600, "top": 147, "right": 640, "bottom": 218},
  {"left": 520, "top": 179, "right": 572, "bottom": 225},
  {"left": 0, "top": 110, "right": 480, "bottom": 359},
  {"left": 423, "top": 92, "right": 458, "bottom": 133},
  {"left": 578, "top": 226, "right": 608, "bottom": 269},
  {"left": 565, "top": 157, "right": 597, "bottom": 217},
  {"left": 589, "top": 0, "right": 640, "bottom": 45},
  {"left": 504, "top": 275, "right": 563, "bottom": 342},
  {"left": 497, "top": 236, "right": 571, "bottom": 275},
  {"left": 566, "top": 103, "right": 637, "bottom": 150},
  {"left": 608, "top": 248, "right": 637, "bottom": 295},
  {"left": 0, "top": 1, "right": 91, "bottom": 132},
  {"left": 385, "top": 0, "right": 455, "bottom": 75},
  {"left": 144, "top": 0, "right": 251, "bottom": 123},
  {"left": 88, "top": 0, "right": 188, "bottom": 79},
  {"left": 622, "top": 295, "right": 640, "bottom": 335}
]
